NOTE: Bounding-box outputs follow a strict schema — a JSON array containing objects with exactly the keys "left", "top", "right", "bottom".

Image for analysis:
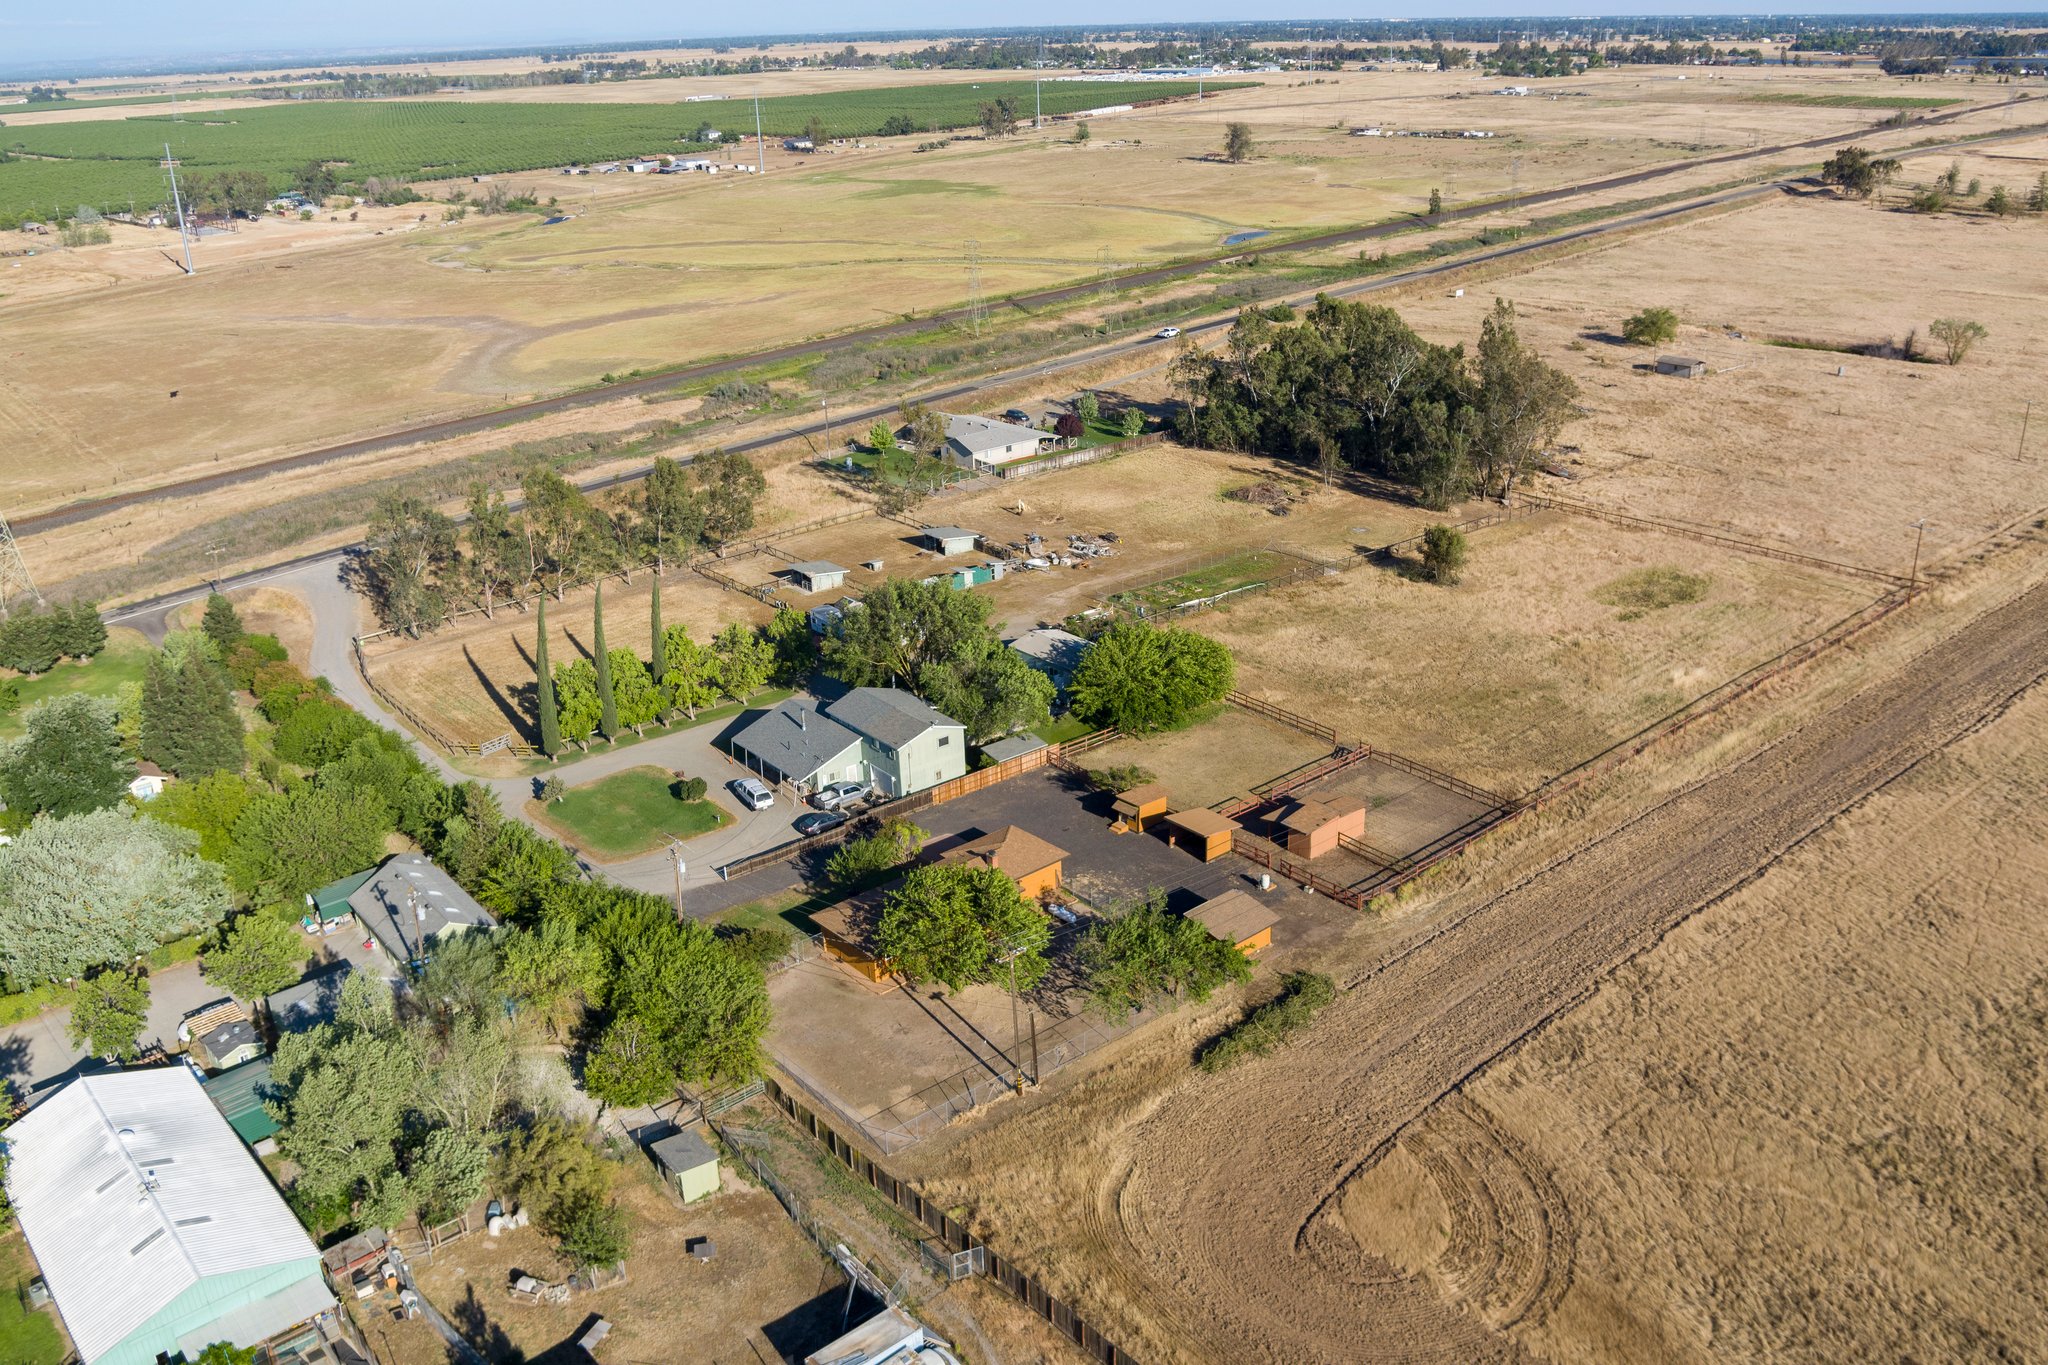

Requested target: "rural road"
[
  {"left": 1087, "top": 574, "right": 2048, "bottom": 1362},
  {"left": 19, "top": 94, "right": 2034, "bottom": 540}
]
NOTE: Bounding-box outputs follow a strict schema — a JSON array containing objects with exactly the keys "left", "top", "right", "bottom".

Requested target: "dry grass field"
[{"left": 2, "top": 62, "right": 2006, "bottom": 518}]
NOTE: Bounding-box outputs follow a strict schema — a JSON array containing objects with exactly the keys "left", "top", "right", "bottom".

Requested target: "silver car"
[
  {"left": 729, "top": 777, "right": 775, "bottom": 811},
  {"left": 811, "top": 780, "right": 869, "bottom": 811}
]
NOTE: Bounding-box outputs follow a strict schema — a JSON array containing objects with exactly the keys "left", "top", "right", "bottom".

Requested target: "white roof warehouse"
[{"left": 2, "top": 1069, "right": 335, "bottom": 1365}]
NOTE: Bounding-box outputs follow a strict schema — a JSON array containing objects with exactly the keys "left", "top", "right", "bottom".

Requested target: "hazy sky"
[{"left": 6, "top": 1, "right": 2042, "bottom": 71}]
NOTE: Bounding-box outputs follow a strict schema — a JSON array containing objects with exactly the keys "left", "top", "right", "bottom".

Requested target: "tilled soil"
[{"left": 917, "top": 577, "right": 2048, "bottom": 1363}]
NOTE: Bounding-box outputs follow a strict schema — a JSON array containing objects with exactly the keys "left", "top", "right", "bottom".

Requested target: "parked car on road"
[
  {"left": 1156, "top": 326, "right": 1182, "bottom": 340},
  {"left": 729, "top": 777, "right": 775, "bottom": 811},
  {"left": 810, "top": 780, "right": 869, "bottom": 811},
  {"left": 794, "top": 810, "right": 849, "bottom": 837}
]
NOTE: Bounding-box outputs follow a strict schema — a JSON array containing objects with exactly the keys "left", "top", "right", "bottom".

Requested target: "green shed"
[
  {"left": 649, "top": 1129, "right": 720, "bottom": 1204},
  {"left": 305, "top": 866, "right": 377, "bottom": 924},
  {"left": 202, "top": 1055, "right": 283, "bottom": 1146}
]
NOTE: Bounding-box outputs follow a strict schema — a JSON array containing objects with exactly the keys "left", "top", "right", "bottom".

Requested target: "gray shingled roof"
[
  {"left": 732, "top": 700, "right": 863, "bottom": 780},
  {"left": 1006, "top": 627, "right": 1089, "bottom": 676},
  {"left": 827, "top": 687, "right": 961, "bottom": 749},
  {"left": 266, "top": 963, "right": 353, "bottom": 1035},
  {"left": 923, "top": 526, "right": 977, "bottom": 543},
  {"left": 347, "top": 854, "right": 497, "bottom": 967}
]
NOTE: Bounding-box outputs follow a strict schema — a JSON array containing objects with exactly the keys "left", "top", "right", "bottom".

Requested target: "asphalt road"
[{"left": 23, "top": 94, "right": 2030, "bottom": 540}]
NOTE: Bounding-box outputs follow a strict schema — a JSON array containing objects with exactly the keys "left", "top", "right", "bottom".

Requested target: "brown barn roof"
[
  {"left": 1113, "top": 783, "right": 1171, "bottom": 812},
  {"left": 1186, "top": 889, "right": 1276, "bottom": 946},
  {"left": 1164, "top": 807, "right": 1240, "bottom": 838},
  {"left": 1279, "top": 797, "right": 1362, "bottom": 833},
  {"left": 940, "top": 825, "right": 1068, "bottom": 879}
]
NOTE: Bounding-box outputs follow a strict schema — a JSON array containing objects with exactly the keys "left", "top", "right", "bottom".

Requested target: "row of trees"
[
  {"left": 0, "top": 600, "right": 106, "bottom": 674},
  {"left": 1172, "top": 295, "right": 1580, "bottom": 508},
  {"left": 360, "top": 452, "right": 766, "bottom": 638}
]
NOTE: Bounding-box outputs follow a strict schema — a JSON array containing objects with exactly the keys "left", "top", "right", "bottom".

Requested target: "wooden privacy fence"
[{"left": 764, "top": 1076, "right": 1143, "bottom": 1365}]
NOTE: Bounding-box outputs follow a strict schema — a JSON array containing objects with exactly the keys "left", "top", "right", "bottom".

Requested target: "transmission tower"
[
  {"left": 965, "top": 239, "right": 986, "bottom": 336},
  {"left": 0, "top": 510, "right": 43, "bottom": 618},
  {"left": 161, "top": 143, "right": 195, "bottom": 275}
]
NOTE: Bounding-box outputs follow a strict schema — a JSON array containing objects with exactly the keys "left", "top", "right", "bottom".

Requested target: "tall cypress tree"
[
  {"left": 535, "top": 598, "right": 561, "bottom": 759},
  {"left": 593, "top": 583, "right": 619, "bottom": 742},
  {"left": 649, "top": 574, "right": 664, "bottom": 679}
]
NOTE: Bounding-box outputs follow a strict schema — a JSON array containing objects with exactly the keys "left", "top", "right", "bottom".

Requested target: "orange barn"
[
  {"left": 941, "top": 825, "right": 1069, "bottom": 900},
  {"left": 1276, "top": 798, "right": 1366, "bottom": 860},
  {"left": 1187, "top": 889, "right": 1277, "bottom": 956}
]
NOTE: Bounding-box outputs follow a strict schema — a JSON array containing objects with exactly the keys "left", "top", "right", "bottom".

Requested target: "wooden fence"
[
  {"left": 1225, "top": 690, "right": 1341, "bottom": 746},
  {"left": 1230, "top": 830, "right": 1368, "bottom": 908},
  {"left": 1517, "top": 492, "right": 1910, "bottom": 587},
  {"left": 764, "top": 1076, "right": 1143, "bottom": 1365},
  {"left": 992, "top": 431, "right": 1163, "bottom": 480}
]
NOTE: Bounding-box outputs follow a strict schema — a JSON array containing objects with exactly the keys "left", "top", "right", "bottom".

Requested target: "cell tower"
[
  {"left": 0, "top": 510, "right": 43, "bottom": 618},
  {"left": 161, "top": 143, "right": 195, "bottom": 274},
  {"left": 965, "top": 239, "right": 986, "bottom": 336}
]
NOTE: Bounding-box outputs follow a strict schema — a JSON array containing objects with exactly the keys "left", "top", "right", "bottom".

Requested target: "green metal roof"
[
  {"left": 201, "top": 1055, "right": 282, "bottom": 1145},
  {"left": 306, "top": 865, "right": 377, "bottom": 920}
]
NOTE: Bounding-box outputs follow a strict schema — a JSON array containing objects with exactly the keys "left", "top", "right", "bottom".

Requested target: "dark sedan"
[{"left": 793, "top": 810, "right": 849, "bottom": 837}]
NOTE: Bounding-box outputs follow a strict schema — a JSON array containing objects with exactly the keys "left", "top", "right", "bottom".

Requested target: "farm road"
[{"left": 1086, "top": 574, "right": 2048, "bottom": 1362}]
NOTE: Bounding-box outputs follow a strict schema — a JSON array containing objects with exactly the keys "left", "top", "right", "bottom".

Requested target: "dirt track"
[{"left": 1038, "top": 575, "right": 2048, "bottom": 1362}]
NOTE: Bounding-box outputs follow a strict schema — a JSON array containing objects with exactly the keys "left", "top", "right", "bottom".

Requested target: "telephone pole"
[
  {"left": 965, "top": 239, "right": 986, "bottom": 336},
  {"left": 0, "top": 510, "right": 43, "bottom": 618},
  {"left": 1907, "top": 517, "right": 1929, "bottom": 593}
]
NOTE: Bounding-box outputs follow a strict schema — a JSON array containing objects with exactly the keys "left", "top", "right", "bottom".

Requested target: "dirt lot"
[{"left": 895, "top": 528, "right": 2048, "bottom": 1364}]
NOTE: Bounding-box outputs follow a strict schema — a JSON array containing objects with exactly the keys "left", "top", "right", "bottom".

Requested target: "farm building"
[
  {"left": 804, "top": 1305, "right": 957, "bottom": 1365},
  {"left": 180, "top": 999, "right": 262, "bottom": 1073},
  {"left": 304, "top": 865, "right": 376, "bottom": 928},
  {"left": 266, "top": 963, "right": 353, "bottom": 1035},
  {"left": 729, "top": 688, "right": 966, "bottom": 797},
  {"left": 940, "top": 413, "right": 1054, "bottom": 470},
  {"left": 1277, "top": 798, "right": 1366, "bottom": 859},
  {"left": 921, "top": 526, "right": 979, "bottom": 556},
  {"left": 1113, "top": 783, "right": 1172, "bottom": 833},
  {"left": 1163, "top": 807, "right": 1240, "bottom": 862},
  {"left": 1186, "top": 888, "right": 1276, "bottom": 955},
  {"left": 980, "top": 734, "right": 1048, "bottom": 765},
  {"left": 3, "top": 1068, "right": 337, "bottom": 1365},
  {"left": 127, "top": 761, "right": 170, "bottom": 802},
  {"left": 939, "top": 825, "right": 1068, "bottom": 899},
  {"left": 783, "top": 137, "right": 816, "bottom": 152},
  {"left": 648, "top": 1129, "right": 721, "bottom": 1204},
  {"left": 1005, "top": 627, "right": 1090, "bottom": 692},
  {"left": 810, "top": 902, "right": 893, "bottom": 984},
  {"left": 1656, "top": 355, "right": 1707, "bottom": 378},
  {"left": 341, "top": 854, "right": 497, "bottom": 975},
  {"left": 786, "top": 560, "right": 849, "bottom": 594},
  {"left": 200, "top": 1055, "right": 283, "bottom": 1147}
]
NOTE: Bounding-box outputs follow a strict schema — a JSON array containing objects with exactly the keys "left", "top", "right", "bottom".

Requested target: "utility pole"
[
  {"left": 205, "top": 543, "right": 227, "bottom": 589},
  {"left": 995, "top": 942, "right": 1028, "bottom": 1093},
  {"left": 965, "top": 239, "right": 985, "bottom": 337},
  {"left": 754, "top": 95, "right": 765, "bottom": 174},
  {"left": 161, "top": 143, "right": 194, "bottom": 275},
  {"left": 1907, "top": 518, "right": 1929, "bottom": 594},
  {"left": 665, "top": 838, "right": 686, "bottom": 918},
  {"left": 2018, "top": 399, "right": 2033, "bottom": 462}
]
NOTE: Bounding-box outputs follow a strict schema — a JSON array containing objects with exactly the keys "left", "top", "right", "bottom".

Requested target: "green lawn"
[
  {"left": 0, "top": 1233, "right": 65, "bottom": 1365},
  {"left": 1029, "top": 713, "right": 1096, "bottom": 745},
  {"left": 1108, "top": 548, "right": 1302, "bottom": 616},
  {"left": 713, "top": 887, "right": 828, "bottom": 937},
  {"left": 529, "top": 764, "right": 733, "bottom": 860},
  {"left": 0, "top": 630, "right": 153, "bottom": 740}
]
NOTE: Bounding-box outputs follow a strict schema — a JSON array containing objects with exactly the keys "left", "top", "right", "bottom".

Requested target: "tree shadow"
[
  {"left": 560, "top": 627, "right": 594, "bottom": 664},
  {"left": 449, "top": 1282, "right": 523, "bottom": 1365},
  {"left": 466, "top": 646, "right": 536, "bottom": 742},
  {"left": 1578, "top": 328, "right": 1630, "bottom": 346}
]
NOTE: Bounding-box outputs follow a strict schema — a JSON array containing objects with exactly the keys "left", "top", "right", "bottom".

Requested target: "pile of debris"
[
  {"left": 1226, "top": 481, "right": 1303, "bottom": 514},
  {"left": 989, "top": 530, "right": 1122, "bottom": 570}
]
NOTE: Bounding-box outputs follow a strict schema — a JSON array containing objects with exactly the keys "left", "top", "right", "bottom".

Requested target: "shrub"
[
  {"left": 1084, "top": 763, "right": 1156, "bottom": 792},
  {"left": 1419, "top": 524, "right": 1468, "bottom": 585},
  {"left": 675, "top": 776, "right": 708, "bottom": 802},
  {"left": 825, "top": 818, "right": 927, "bottom": 891},
  {"left": 1929, "top": 317, "right": 1987, "bottom": 366},
  {"left": 1053, "top": 411, "right": 1084, "bottom": 440},
  {"left": 225, "top": 635, "right": 290, "bottom": 691},
  {"left": 726, "top": 925, "right": 793, "bottom": 967},
  {"left": 1621, "top": 306, "right": 1678, "bottom": 346},
  {"left": 1196, "top": 972, "right": 1335, "bottom": 1072}
]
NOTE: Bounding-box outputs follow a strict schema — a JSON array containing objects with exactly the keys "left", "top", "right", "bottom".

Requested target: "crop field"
[
  {"left": 1740, "top": 91, "right": 1963, "bottom": 108},
  {"left": 0, "top": 80, "right": 1224, "bottom": 218}
]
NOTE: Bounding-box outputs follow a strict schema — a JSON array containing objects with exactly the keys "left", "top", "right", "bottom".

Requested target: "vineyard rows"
[{"left": 0, "top": 80, "right": 1226, "bottom": 220}]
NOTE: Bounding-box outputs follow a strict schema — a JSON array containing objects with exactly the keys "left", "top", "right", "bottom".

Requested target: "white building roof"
[
  {"left": 3, "top": 1068, "right": 327, "bottom": 1363},
  {"left": 942, "top": 413, "right": 1047, "bottom": 455}
]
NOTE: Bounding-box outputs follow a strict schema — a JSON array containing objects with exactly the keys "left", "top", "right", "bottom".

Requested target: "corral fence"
[
  {"left": 1105, "top": 544, "right": 1339, "bottom": 622},
  {"left": 1374, "top": 499, "right": 1545, "bottom": 560},
  {"left": 1517, "top": 492, "right": 1911, "bottom": 587},
  {"left": 1231, "top": 830, "right": 1369, "bottom": 908},
  {"left": 762, "top": 1076, "right": 1144, "bottom": 1365},
  {"left": 992, "top": 431, "right": 1164, "bottom": 479},
  {"left": 1225, "top": 689, "right": 1342, "bottom": 747},
  {"left": 716, "top": 728, "right": 1118, "bottom": 879}
]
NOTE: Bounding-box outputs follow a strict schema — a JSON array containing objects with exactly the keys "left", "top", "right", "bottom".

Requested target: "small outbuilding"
[
  {"left": 128, "top": 761, "right": 171, "bottom": 802},
  {"left": 266, "top": 963, "right": 353, "bottom": 1036},
  {"left": 786, "top": 561, "right": 849, "bottom": 594},
  {"left": 1005, "top": 626, "right": 1090, "bottom": 692},
  {"left": 920, "top": 526, "right": 979, "bottom": 556},
  {"left": 1112, "top": 782, "right": 1171, "bottom": 834},
  {"left": 940, "top": 824, "right": 1068, "bottom": 899},
  {"left": 201, "top": 1055, "right": 283, "bottom": 1148},
  {"left": 1186, "top": 888, "right": 1277, "bottom": 956},
  {"left": 648, "top": 1128, "right": 721, "bottom": 1204},
  {"left": 1277, "top": 797, "right": 1366, "bottom": 859},
  {"left": 980, "top": 734, "right": 1048, "bottom": 766},
  {"left": 1655, "top": 355, "right": 1706, "bottom": 379},
  {"left": 181, "top": 999, "right": 263, "bottom": 1073},
  {"left": 1163, "top": 807, "right": 1240, "bottom": 863},
  {"left": 810, "top": 903, "right": 893, "bottom": 984},
  {"left": 305, "top": 865, "right": 377, "bottom": 928}
]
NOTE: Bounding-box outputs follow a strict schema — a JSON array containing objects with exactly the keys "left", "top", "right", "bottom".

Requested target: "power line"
[
  {"left": 0, "top": 510, "right": 43, "bottom": 618},
  {"left": 965, "top": 239, "right": 986, "bottom": 337}
]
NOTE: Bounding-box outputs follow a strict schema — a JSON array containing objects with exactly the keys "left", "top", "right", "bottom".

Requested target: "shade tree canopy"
[
  {"left": 875, "top": 863, "right": 1051, "bottom": 994},
  {"left": 1068, "top": 621, "right": 1234, "bottom": 733}
]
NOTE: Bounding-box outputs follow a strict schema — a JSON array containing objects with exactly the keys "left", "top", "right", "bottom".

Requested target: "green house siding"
[{"left": 97, "top": 1260, "right": 324, "bottom": 1365}]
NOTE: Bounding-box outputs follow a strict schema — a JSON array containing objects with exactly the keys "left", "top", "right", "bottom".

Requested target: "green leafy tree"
[
  {"left": 226, "top": 784, "right": 391, "bottom": 904},
  {"left": 522, "top": 466, "right": 596, "bottom": 599},
  {"left": 1622, "top": 306, "right": 1678, "bottom": 346},
  {"left": 825, "top": 818, "right": 928, "bottom": 890},
  {"left": 1420, "top": 524, "right": 1469, "bottom": 585},
  {"left": 0, "top": 693, "right": 133, "bottom": 819},
  {"left": 711, "top": 623, "right": 774, "bottom": 702},
  {"left": 139, "top": 769, "right": 255, "bottom": 864},
  {"left": 463, "top": 482, "right": 527, "bottom": 618},
  {"left": 1223, "top": 121, "right": 1255, "bottom": 162},
  {"left": 268, "top": 973, "right": 410, "bottom": 1211},
  {"left": 606, "top": 651, "right": 660, "bottom": 733},
  {"left": 364, "top": 494, "right": 459, "bottom": 636},
  {"left": 917, "top": 638, "right": 1053, "bottom": 742},
  {"left": 0, "top": 809, "right": 227, "bottom": 984},
  {"left": 2029, "top": 172, "right": 2048, "bottom": 213},
  {"left": 1081, "top": 891, "right": 1251, "bottom": 1019},
  {"left": 696, "top": 449, "right": 767, "bottom": 547},
  {"left": 1929, "top": 317, "right": 1987, "bottom": 366},
  {"left": 762, "top": 606, "right": 818, "bottom": 686},
  {"left": 875, "top": 863, "right": 1050, "bottom": 994},
  {"left": 535, "top": 599, "right": 561, "bottom": 757},
  {"left": 200, "top": 594, "right": 244, "bottom": 652},
  {"left": 1072, "top": 120, "right": 1091, "bottom": 143},
  {"left": 1986, "top": 184, "right": 2018, "bottom": 217},
  {"left": 1428, "top": 187, "right": 1442, "bottom": 216},
  {"left": 867, "top": 421, "right": 899, "bottom": 453},
  {"left": 824, "top": 577, "right": 999, "bottom": 688},
  {"left": 1470, "top": 298, "right": 1579, "bottom": 501},
  {"left": 659, "top": 625, "right": 721, "bottom": 719},
  {"left": 558, "top": 1196, "right": 632, "bottom": 1269},
  {"left": 1820, "top": 145, "right": 1900, "bottom": 199},
  {"left": 1119, "top": 407, "right": 1145, "bottom": 439},
  {"left": 67, "top": 967, "right": 150, "bottom": 1061},
  {"left": 192, "top": 1343, "right": 257, "bottom": 1365},
  {"left": 639, "top": 457, "right": 705, "bottom": 574},
  {"left": 552, "top": 659, "right": 602, "bottom": 747},
  {"left": 415, "top": 933, "right": 506, "bottom": 1027},
  {"left": 1068, "top": 621, "right": 1234, "bottom": 734},
  {"left": 204, "top": 914, "right": 308, "bottom": 1001},
  {"left": 140, "top": 650, "right": 245, "bottom": 779},
  {"left": 610, "top": 919, "right": 771, "bottom": 1085},
  {"left": 500, "top": 915, "right": 602, "bottom": 1039},
  {"left": 496, "top": 1118, "right": 612, "bottom": 1229},
  {"left": 409, "top": 1127, "right": 489, "bottom": 1223},
  {"left": 592, "top": 585, "right": 619, "bottom": 741},
  {"left": 1075, "top": 391, "right": 1100, "bottom": 424},
  {"left": 583, "top": 1016, "right": 673, "bottom": 1108}
]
